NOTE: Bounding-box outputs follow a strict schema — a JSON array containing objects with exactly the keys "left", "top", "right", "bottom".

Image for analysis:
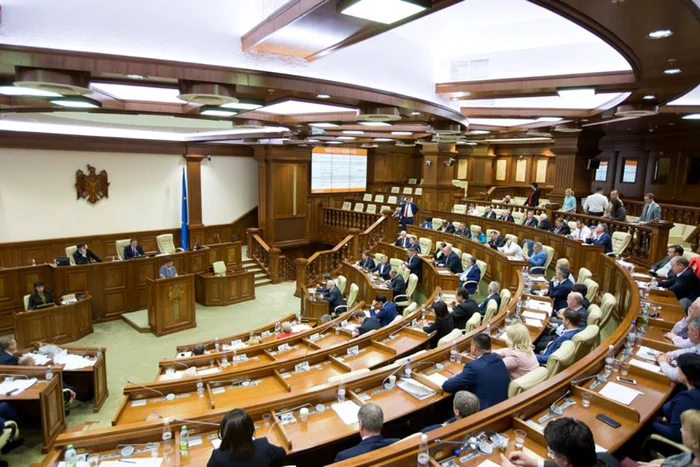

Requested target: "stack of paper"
[
  {"left": 425, "top": 372, "right": 448, "bottom": 387},
  {"left": 397, "top": 378, "right": 436, "bottom": 400},
  {"left": 291, "top": 324, "right": 311, "bottom": 333},
  {"left": 525, "top": 299, "right": 552, "bottom": 313},
  {"left": 197, "top": 367, "right": 221, "bottom": 376},
  {"left": 599, "top": 381, "right": 643, "bottom": 405},
  {"left": 522, "top": 310, "right": 547, "bottom": 321},
  {"left": 636, "top": 346, "right": 660, "bottom": 361},
  {"left": 524, "top": 318, "right": 544, "bottom": 328},
  {"left": 22, "top": 353, "right": 51, "bottom": 365},
  {"left": 0, "top": 378, "right": 37, "bottom": 395},
  {"left": 630, "top": 358, "right": 662, "bottom": 373},
  {"left": 332, "top": 400, "right": 361, "bottom": 425},
  {"left": 54, "top": 352, "right": 96, "bottom": 370}
]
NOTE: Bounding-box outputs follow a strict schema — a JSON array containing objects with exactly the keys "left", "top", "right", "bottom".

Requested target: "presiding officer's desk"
[
  {"left": 194, "top": 268, "right": 255, "bottom": 307},
  {"left": 13, "top": 293, "right": 93, "bottom": 348}
]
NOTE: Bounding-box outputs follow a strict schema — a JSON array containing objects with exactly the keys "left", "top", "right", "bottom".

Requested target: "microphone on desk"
[
  {"left": 126, "top": 380, "right": 175, "bottom": 401},
  {"left": 277, "top": 403, "right": 312, "bottom": 416},
  {"left": 172, "top": 417, "right": 219, "bottom": 427}
]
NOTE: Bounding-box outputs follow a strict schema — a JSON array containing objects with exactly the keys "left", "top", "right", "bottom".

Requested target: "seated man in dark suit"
[
  {"left": 394, "top": 231, "right": 411, "bottom": 249},
  {"left": 537, "top": 214, "right": 552, "bottom": 231},
  {"left": 404, "top": 247, "right": 422, "bottom": 282},
  {"left": 522, "top": 210, "right": 539, "bottom": 228},
  {"left": 370, "top": 256, "right": 392, "bottom": 280},
  {"left": 0, "top": 338, "right": 19, "bottom": 365},
  {"left": 335, "top": 403, "right": 399, "bottom": 462},
  {"left": 433, "top": 242, "right": 447, "bottom": 263},
  {"left": 322, "top": 280, "right": 346, "bottom": 317},
  {"left": 547, "top": 266, "right": 574, "bottom": 312},
  {"left": 536, "top": 309, "right": 582, "bottom": 365},
  {"left": 357, "top": 250, "right": 375, "bottom": 271},
  {"left": 421, "top": 390, "right": 479, "bottom": 433},
  {"left": 454, "top": 222, "right": 471, "bottom": 238},
  {"left": 123, "top": 239, "right": 145, "bottom": 259},
  {"left": 27, "top": 280, "right": 54, "bottom": 310},
  {"left": 659, "top": 256, "right": 700, "bottom": 302},
  {"left": 488, "top": 230, "right": 505, "bottom": 250},
  {"left": 369, "top": 294, "right": 398, "bottom": 327},
  {"left": 571, "top": 283, "right": 591, "bottom": 309},
  {"left": 451, "top": 287, "right": 479, "bottom": 329},
  {"left": 315, "top": 273, "right": 333, "bottom": 293},
  {"left": 458, "top": 256, "right": 481, "bottom": 295},
  {"left": 478, "top": 281, "right": 502, "bottom": 315},
  {"left": 437, "top": 246, "right": 463, "bottom": 274},
  {"left": 499, "top": 209, "right": 515, "bottom": 223},
  {"left": 353, "top": 310, "right": 381, "bottom": 336},
  {"left": 442, "top": 334, "right": 510, "bottom": 409},
  {"left": 438, "top": 220, "right": 456, "bottom": 234},
  {"left": 483, "top": 206, "right": 497, "bottom": 219},
  {"left": 550, "top": 217, "right": 571, "bottom": 236},
  {"left": 649, "top": 244, "right": 683, "bottom": 279},
  {"left": 585, "top": 224, "right": 613, "bottom": 254},
  {"left": 537, "top": 292, "right": 587, "bottom": 352},
  {"left": 502, "top": 417, "right": 619, "bottom": 467},
  {"left": 388, "top": 269, "right": 406, "bottom": 297},
  {"left": 73, "top": 243, "right": 102, "bottom": 265}
]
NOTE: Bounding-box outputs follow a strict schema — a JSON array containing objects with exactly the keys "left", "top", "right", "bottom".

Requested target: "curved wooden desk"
[{"left": 13, "top": 293, "right": 93, "bottom": 348}]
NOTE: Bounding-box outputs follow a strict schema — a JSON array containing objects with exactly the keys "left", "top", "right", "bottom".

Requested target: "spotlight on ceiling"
[
  {"left": 535, "top": 117, "right": 563, "bottom": 123},
  {"left": 309, "top": 122, "right": 340, "bottom": 128},
  {"left": 557, "top": 88, "right": 595, "bottom": 98},
  {"left": 316, "top": 94, "right": 331, "bottom": 99},
  {"left": 50, "top": 96, "right": 101, "bottom": 109},
  {"left": 199, "top": 106, "right": 238, "bottom": 117},
  {"left": 126, "top": 74, "right": 148, "bottom": 80},
  {"left": 338, "top": 0, "right": 429, "bottom": 25},
  {"left": 642, "top": 95, "right": 656, "bottom": 100},
  {"left": 410, "top": 111, "right": 421, "bottom": 116},
  {"left": 681, "top": 114, "right": 700, "bottom": 120},
  {"left": 646, "top": 29, "right": 673, "bottom": 39},
  {"left": 664, "top": 68, "right": 682, "bottom": 75},
  {"left": 466, "top": 130, "right": 490, "bottom": 136}
]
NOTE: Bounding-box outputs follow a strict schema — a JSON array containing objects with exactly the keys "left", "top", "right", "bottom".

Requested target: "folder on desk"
[
  {"left": 397, "top": 378, "right": 436, "bottom": 400},
  {"left": 0, "top": 378, "right": 37, "bottom": 396},
  {"left": 332, "top": 400, "right": 361, "bottom": 425}
]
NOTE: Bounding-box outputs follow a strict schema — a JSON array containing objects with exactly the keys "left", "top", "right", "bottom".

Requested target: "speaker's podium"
[{"left": 147, "top": 274, "right": 197, "bottom": 337}]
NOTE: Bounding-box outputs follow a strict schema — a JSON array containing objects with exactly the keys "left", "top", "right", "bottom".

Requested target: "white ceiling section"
[
  {"left": 460, "top": 93, "right": 632, "bottom": 110},
  {"left": 668, "top": 84, "right": 700, "bottom": 106},
  {"left": 0, "top": 0, "right": 631, "bottom": 107}
]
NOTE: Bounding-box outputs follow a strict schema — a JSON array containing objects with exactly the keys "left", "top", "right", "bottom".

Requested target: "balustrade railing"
[
  {"left": 483, "top": 185, "right": 554, "bottom": 201},
  {"left": 357, "top": 214, "right": 398, "bottom": 254},
  {"left": 246, "top": 228, "right": 282, "bottom": 284},
  {"left": 623, "top": 199, "right": 700, "bottom": 226},
  {"left": 279, "top": 256, "right": 297, "bottom": 281},
  {"left": 459, "top": 199, "right": 547, "bottom": 217},
  {"left": 322, "top": 207, "right": 382, "bottom": 231},
  {"left": 295, "top": 234, "right": 354, "bottom": 295}
]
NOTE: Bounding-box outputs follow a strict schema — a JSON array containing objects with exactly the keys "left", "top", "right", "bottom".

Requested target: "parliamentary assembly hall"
[{"left": 0, "top": 0, "right": 699, "bottom": 466}]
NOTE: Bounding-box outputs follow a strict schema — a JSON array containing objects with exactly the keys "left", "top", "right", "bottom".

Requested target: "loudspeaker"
[{"left": 587, "top": 160, "right": 601, "bottom": 170}]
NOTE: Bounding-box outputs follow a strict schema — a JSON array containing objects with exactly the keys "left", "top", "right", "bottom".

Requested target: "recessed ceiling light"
[
  {"left": 373, "top": 138, "right": 394, "bottom": 142},
  {"left": 457, "top": 141, "right": 478, "bottom": 145},
  {"left": 200, "top": 106, "right": 238, "bottom": 117},
  {"left": 309, "top": 122, "right": 339, "bottom": 128},
  {"left": 259, "top": 100, "right": 357, "bottom": 115},
  {"left": 0, "top": 85, "right": 61, "bottom": 97},
  {"left": 126, "top": 74, "right": 148, "bottom": 80},
  {"left": 90, "top": 83, "right": 186, "bottom": 104},
  {"left": 535, "top": 117, "right": 563, "bottom": 123},
  {"left": 343, "top": 130, "right": 365, "bottom": 135},
  {"left": 484, "top": 137, "right": 552, "bottom": 143},
  {"left": 359, "top": 121, "right": 392, "bottom": 127},
  {"left": 643, "top": 95, "right": 656, "bottom": 100},
  {"left": 327, "top": 141, "right": 344, "bottom": 144},
  {"left": 50, "top": 96, "right": 101, "bottom": 109},
  {"left": 557, "top": 88, "right": 596, "bottom": 98},
  {"left": 339, "top": 0, "right": 428, "bottom": 25},
  {"left": 682, "top": 114, "right": 700, "bottom": 120},
  {"left": 316, "top": 94, "right": 331, "bottom": 99},
  {"left": 467, "top": 129, "right": 490, "bottom": 135},
  {"left": 391, "top": 131, "right": 413, "bottom": 135},
  {"left": 410, "top": 111, "right": 421, "bottom": 116},
  {"left": 220, "top": 100, "right": 264, "bottom": 110},
  {"left": 337, "top": 136, "right": 356, "bottom": 140},
  {"left": 647, "top": 29, "right": 673, "bottom": 39},
  {"left": 664, "top": 68, "right": 682, "bottom": 75},
  {"left": 307, "top": 139, "right": 321, "bottom": 142}
]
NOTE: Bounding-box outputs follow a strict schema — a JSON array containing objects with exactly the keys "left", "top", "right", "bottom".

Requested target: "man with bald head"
[
  {"left": 322, "top": 279, "right": 346, "bottom": 317},
  {"left": 665, "top": 298, "right": 700, "bottom": 349},
  {"left": 585, "top": 224, "right": 613, "bottom": 254},
  {"left": 437, "top": 245, "right": 463, "bottom": 274}
]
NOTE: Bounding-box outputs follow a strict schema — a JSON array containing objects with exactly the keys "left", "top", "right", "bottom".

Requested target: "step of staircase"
[{"left": 243, "top": 258, "right": 272, "bottom": 287}]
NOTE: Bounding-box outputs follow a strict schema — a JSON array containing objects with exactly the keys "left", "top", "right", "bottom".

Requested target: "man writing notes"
[
  {"left": 123, "top": 239, "right": 145, "bottom": 259},
  {"left": 73, "top": 243, "right": 102, "bottom": 264}
]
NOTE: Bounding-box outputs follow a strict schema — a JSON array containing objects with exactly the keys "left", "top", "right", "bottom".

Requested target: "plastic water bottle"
[
  {"left": 650, "top": 277, "right": 657, "bottom": 289},
  {"left": 214, "top": 338, "right": 220, "bottom": 352},
  {"left": 450, "top": 341, "right": 457, "bottom": 362},
  {"left": 45, "top": 365, "right": 53, "bottom": 381},
  {"left": 64, "top": 444, "right": 77, "bottom": 467},
  {"left": 605, "top": 345, "right": 615, "bottom": 371},
  {"left": 486, "top": 322, "right": 492, "bottom": 336},
  {"left": 627, "top": 321, "right": 637, "bottom": 347},
  {"left": 162, "top": 418, "right": 172, "bottom": 442},
  {"left": 275, "top": 321, "right": 281, "bottom": 334},
  {"left": 196, "top": 379, "right": 205, "bottom": 397},
  {"left": 179, "top": 426, "right": 189, "bottom": 457},
  {"left": 516, "top": 298, "right": 522, "bottom": 315},
  {"left": 421, "top": 306, "right": 426, "bottom": 321},
  {"left": 404, "top": 358, "right": 412, "bottom": 378},
  {"left": 337, "top": 382, "right": 346, "bottom": 403},
  {"left": 417, "top": 434, "right": 430, "bottom": 467}
]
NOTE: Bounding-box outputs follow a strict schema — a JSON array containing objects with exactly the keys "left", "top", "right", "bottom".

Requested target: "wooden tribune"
[
  {"left": 147, "top": 274, "right": 196, "bottom": 337},
  {"left": 13, "top": 294, "right": 93, "bottom": 348},
  {"left": 194, "top": 269, "right": 255, "bottom": 306}
]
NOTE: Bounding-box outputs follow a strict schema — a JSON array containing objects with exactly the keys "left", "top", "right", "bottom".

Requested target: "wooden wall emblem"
[{"left": 75, "top": 165, "right": 109, "bottom": 204}]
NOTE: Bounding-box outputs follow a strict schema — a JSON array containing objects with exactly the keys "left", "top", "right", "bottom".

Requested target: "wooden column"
[
  {"left": 294, "top": 258, "right": 308, "bottom": 298},
  {"left": 648, "top": 221, "right": 674, "bottom": 265},
  {"left": 420, "top": 143, "right": 458, "bottom": 211},
  {"left": 268, "top": 247, "right": 281, "bottom": 284},
  {"left": 246, "top": 228, "right": 259, "bottom": 259},
  {"left": 549, "top": 132, "right": 603, "bottom": 206},
  {"left": 185, "top": 154, "right": 205, "bottom": 248}
]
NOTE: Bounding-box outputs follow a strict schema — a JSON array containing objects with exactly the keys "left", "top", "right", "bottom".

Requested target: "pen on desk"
[
  {"left": 5, "top": 388, "right": 19, "bottom": 396},
  {"left": 444, "top": 369, "right": 455, "bottom": 375}
]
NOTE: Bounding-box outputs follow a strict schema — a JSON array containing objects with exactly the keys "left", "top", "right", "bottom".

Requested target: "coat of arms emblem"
[{"left": 75, "top": 165, "right": 110, "bottom": 204}]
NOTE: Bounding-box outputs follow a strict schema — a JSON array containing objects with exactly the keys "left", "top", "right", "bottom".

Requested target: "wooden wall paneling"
[
  {"left": 185, "top": 155, "right": 205, "bottom": 231},
  {"left": 551, "top": 132, "right": 601, "bottom": 204}
]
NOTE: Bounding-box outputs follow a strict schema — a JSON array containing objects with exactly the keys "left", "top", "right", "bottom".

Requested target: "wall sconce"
[
  {"left": 425, "top": 160, "right": 432, "bottom": 167},
  {"left": 444, "top": 158, "right": 456, "bottom": 167}
]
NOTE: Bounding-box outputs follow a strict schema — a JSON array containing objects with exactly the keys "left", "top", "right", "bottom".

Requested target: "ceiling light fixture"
[
  {"left": 337, "top": 136, "right": 356, "bottom": 140},
  {"left": 258, "top": 100, "right": 357, "bottom": 115},
  {"left": 0, "top": 85, "right": 62, "bottom": 97},
  {"left": 557, "top": 88, "right": 596, "bottom": 98},
  {"left": 326, "top": 141, "right": 344, "bottom": 144},
  {"left": 457, "top": 141, "right": 478, "bottom": 145},
  {"left": 316, "top": 94, "right": 331, "bottom": 99},
  {"left": 642, "top": 95, "right": 656, "bottom": 100},
  {"left": 484, "top": 137, "right": 552, "bottom": 143},
  {"left": 681, "top": 114, "right": 700, "bottom": 120},
  {"left": 535, "top": 117, "right": 563, "bottom": 123},
  {"left": 199, "top": 106, "right": 238, "bottom": 117},
  {"left": 467, "top": 130, "right": 490, "bottom": 135},
  {"left": 391, "top": 131, "right": 413, "bottom": 135},
  {"left": 373, "top": 138, "right": 394, "bottom": 142},
  {"left": 50, "top": 96, "right": 101, "bottom": 109},
  {"left": 664, "top": 68, "right": 682, "bottom": 75},
  {"left": 126, "top": 74, "right": 148, "bottom": 80},
  {"left": 358, "top": 121, "right": 392, "bottom": 127},
  {"left": 339, "top": 0, "right": 429, "bottom": 25},
  {"left": 309, "top": 122, "right": 340, "bottom": 128},
  {"left": 343, "top": 130, "right": 365, "bottom": 135},
  {"left": 646, "top": 29, "right": 674, "bottom": 39},
  {"left": 410, "top": 111, "right": 421, "bottom": 116},
  {"left": 220, "top": 99, "right": 264, "bottom": 110}
]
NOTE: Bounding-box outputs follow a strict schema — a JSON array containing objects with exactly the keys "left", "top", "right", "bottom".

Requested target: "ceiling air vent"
[
  {"left": 14, "top": 68, "right": 91, "bottom": 95},
  {"left": 356, "top": 106, "right": 401, "bottom": 122},
  {"left": 553, "top": 123, "right": 582, "bottom": 133},
  {"left": 395, "top": 142, "right": 417, "bottom": 147},
  {"left": 427, "top": 122, "right": 463, "bottom": 135},
  {"left": 615, "top": 104, "right": 658, "bottom": 118},
  {"left": 177, "top": 81, "right": 239, "bottom": 106}
]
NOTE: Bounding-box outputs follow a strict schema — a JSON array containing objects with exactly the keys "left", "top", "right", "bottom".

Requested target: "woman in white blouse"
[
  {"left": 494, "top": 323, "right": 539, "bottom": 379},
  {"left": 498, "top": 238, "right": 524, "bottom": 259}
]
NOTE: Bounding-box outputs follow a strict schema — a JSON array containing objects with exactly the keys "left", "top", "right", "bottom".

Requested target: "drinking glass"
[
  {"left": 514, "top": 429, "right": 526, "bottom": 449},
  {"left": 582, "top": 392, "right": 592, "bottom": 408}
]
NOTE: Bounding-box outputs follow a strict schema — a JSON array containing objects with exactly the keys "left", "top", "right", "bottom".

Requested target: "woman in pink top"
[{"left": 494, "top": 323, "right": 539, "bottom": 379}]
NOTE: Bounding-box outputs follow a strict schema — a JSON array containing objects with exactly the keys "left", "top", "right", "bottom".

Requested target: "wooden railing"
[
  {"left": 624, "top": 199, "right": 700, "bottom": 225},
  {"left": 322, "top": 207, "right": 382, "bottom": 231},
  {"left": 483, "top": 184, "right": 554, "bottom": 201},
  {"left": 279, "top": 255, "right": 297, "bottom": 281},
  {"left": 357, "top": 213, "right": 399, "bottom": 254},
  {"left": 459, "top": 199, "right": 548, "bottom": 217},
  {"left": 245, "top": 227, "right": 295, "bottom": 283},
  {"left": 295, "top": 234, "right": 354, "bottom": 295}
]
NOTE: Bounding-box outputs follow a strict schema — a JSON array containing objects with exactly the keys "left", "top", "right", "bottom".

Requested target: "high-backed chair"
[
  {"left": 402, "top": 302, "right": 418, "bottom": 317},
  {"left": 115, "top": 238, "right": 131, "bottom": 260},
  {"left": 432, "top": 218, "right": 444, "bottom": 230},
  {"left": 336, "top": 275, "right": 347, "bottom": 294},
  {"left": 508, "top": 367, "right": 549, "bottom": 397},
  {"left": 499, "top": 289, "right": 512, "bottom": 312},
  {"left": 474, "top": 206, "right": 486, "bottom": 216},
  {"left": 23, "top": 294, "right": 30, "bottom": 311},
  {"left": 419, "top": 238, "right": 432, "bottom": 256},
  {"left": 395, "top": 274, "right": 418, "bottom": 308},
  {"left": 366, "top": 204, "right": 377, "bottom": 214},
  {"left": 353, "top": 202, "right": 364, "bottom": 212},
  {"left": 212, "top": 261, "right": 227, "bottom": 277},
  {"left": 362, "top": 193, "right": 372, "bottom": 201},
  {"left": 545, "top": 340, "right": 576, "bottom": 378},
  {"left": 387, "top": 195, "right": 398, "bottom": 204},
  {"left": 599, "top": 293, "right": 617, "bottom": 329},
  {"left": 465, "top": 313, "right": 482, "bottom": 332},
  {"left": 609, "top": 231, "right": 632, "bottom": 257},
  {"left": 486, "top": 229, "right": 500, "bottom": 238},
  {"left": 470, "top": 225, "right": 482, "bottom": 239},
  {"left": 512, "top": 212, "right": 525, "bottom": 224},
  {"left": 530, "top": 245, "right": 554, "bottom": 275},
  {"left": 414, "top": 187, "right": 422, "bottom": 196},
  {"left": 374, "top": 253, "right": 388, "bottom": 263},
  {"left": 408, "top": 178, "right": 418, "bottom": 184},
  {"left": 453, "top": 204, "right": 467, "bottom": 214},
  {"left": 341, "top": 201, "right": 352, "bottom": 210},
  {"left": 460, "top": 253, "right": 471, "bottom": 271},
  {"left": 156, "top": 234, "right": 184, "bottom": 255},
  {"left": 347, "top": 283, "right": 359, "bottom": 308},
  {"left": 583, "top": 278, "right": 599, "bottom": 303},
  {"left": 402, "top": 187, "right": 413, "bottom": 195},
  {"left": 587, "top": 304, "right": 603, "bottom": 326},
  {"left": 452, "top": 247, "right": 462, "bottom": 260},
  {"left": 391, "top": 315, "right": 403, "bottom": 325},
  {"left": 572, "top": 325, "right": 600, "bottom": 360},
  {"left": 65, "top": 245, "right": 78, "bottom": 265},
  {"left": 375, "top": 194, "right": 385, "bottom": 203},
  {"left": 380, "top": 205, "right": 390, "bottom": 213},
  {"left": 438, "top": 328, "right": 464, "bottom": 346},
  {"left": 467, "top": 259, "right": 487, "bottom": 293},
  {"left": 483, "top": 299, "right": 498, "bottom": 323},
  {"left": 567, "top": 221, "right": 577, "bottom": 231},
  {"left": 504, "top": 234, "right": 518, "bottom": 245},
  {"left": 577, "top": 267, "right": 592, "bottom": 284},
  {"left": 391, "top": 186, "right": 400, "bottom": 193}
]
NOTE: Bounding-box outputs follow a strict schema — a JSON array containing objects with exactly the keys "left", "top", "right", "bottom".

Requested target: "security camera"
[{"left": 206, "top": 156, "right": 212, "bottom": 161}]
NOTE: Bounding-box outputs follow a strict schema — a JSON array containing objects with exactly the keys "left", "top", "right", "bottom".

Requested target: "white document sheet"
[
  {"left": 23, "top": 353, "right": 51, "bottom": 365},
  {"left": 197, "top": 367, "right": 221, "bottom": 376},
  {"left": 425, "top": 372, "right": 448, "bottom": 387},
  {"left": 599, "top": 381, "right": 642, "bottom": 405},
  {"left": 525, "top": 318, "right": 544, "bottom": 328},
  {"left": 522, "top": 311, "right": 547, "bottom": 321},
  {"left": 397, "top": 378, "right": 436, "bottom": 400},
  {"left": 0, "top": 377, "right": 37, "bottom": 395},
  {"left": 629, "top": 358, "right": 662, "bottom": 374},
  {"left": 332, "top": 400, "right": 361, "bottom": 425},
  {"left": 524, "top": 299, "right": 552, "bottom": 313},
  {"left": 478, "top": 461, "right": 501, "bottom": 467},
  {"left": 54, "top": 352, "right": 96, "bottom": 370},
  {"left": 636, "top": 346, "right": 661, "bottom": 361}
]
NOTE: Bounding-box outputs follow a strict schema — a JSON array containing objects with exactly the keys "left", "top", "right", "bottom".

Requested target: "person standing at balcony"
[
  {"left": 399, "top": 196, "right": 418, "bottom": 230},
  {"left": 525, "top": 182, "right": 541, "bottom": 207},
  {"left": 583, "top": 187, "right": 608, "bottom": 217},
  {"left": 638, "top": 192, "right": 662, "bottom": 223},
  {"left": 562, "top": 188, "right": 577, "bottom": 212}
]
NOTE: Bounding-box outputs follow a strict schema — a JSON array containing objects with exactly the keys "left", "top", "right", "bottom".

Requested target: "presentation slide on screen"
[{"left": 311, "top": 147, "right": 368, "bottom": 194}]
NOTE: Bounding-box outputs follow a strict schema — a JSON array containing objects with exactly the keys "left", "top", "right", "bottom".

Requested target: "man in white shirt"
[
  {"left": 656, "top": 316, "right": 700, "bottom": 382},
  {"left": 569, "top": 220, "right": 591, "bottom": 241},
  {"left": 582, "top": 187, "right": 608, "bottom": 216},
  {"left": 498, "top": 239, "right": 524, "bottom": 259},
  {"left": 665, "top": 298, "right": 700, "bottom": 349}
]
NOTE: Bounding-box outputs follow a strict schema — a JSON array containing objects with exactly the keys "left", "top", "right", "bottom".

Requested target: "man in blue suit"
[
  {"left": 459, "top": 256, "right": 481, "bottom": 295},
  {"left": 388, "top": 269, "right": 407, "bottom": 297},
  {"left": 527, "top": 242, "right": 548, "bottom": 272},
  {"left": 442, "top": 334, "right": 510, "bottom": 409},
  {"left": 437, "top": 246, "right": 463, "bottom": 274},
  {"left": 478, "top": 281, "right": 502, "bottom": 315},
  {"left": 585, "top": 224, "right": 613, "bottom": 254},
  {"left": 370, "top": 294, "right": 398, "bottom": 327},
  {"left": 334, "top": 403, "right": 399, "bottom": 462},
  {"left": 536, "top": 309, "right": 582, "bottom": 365},
  {"left": 399, "top": 196, "right": 418, "bottom": 230},
  {"left": 547, "top": 266, "right": 574, "bottom": 312},
  {"left": 322, "top": 280, "right": 346, "bottom": 317},
  {"left": 357, "top": 250, "right": 375, "bottom": 271},
  {"left": 405, "top": 247, "right": 422, "bottom": 282},
  {"left": 371, "top": 255, "right": 392, "bottom": 280},
  {"left": 123, "top": 239, "right": 145, "bottom": 259}
]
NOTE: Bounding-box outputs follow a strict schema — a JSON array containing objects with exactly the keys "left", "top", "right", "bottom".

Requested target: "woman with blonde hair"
[
  {"left": 494, "top": 323, "right": 539, "bottom": 379},
  {"left": 562, "top": 188, "right": 576, "bottom": 213}
]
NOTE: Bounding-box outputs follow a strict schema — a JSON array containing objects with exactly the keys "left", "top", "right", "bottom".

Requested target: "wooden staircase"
[{"left": 243, "top": 258, "right": 272, "bottom": 287}]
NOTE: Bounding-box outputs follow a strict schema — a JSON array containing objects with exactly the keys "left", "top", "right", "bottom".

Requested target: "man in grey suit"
[{"left": 638, "top": 192, "right": 661, "bottom": 223}]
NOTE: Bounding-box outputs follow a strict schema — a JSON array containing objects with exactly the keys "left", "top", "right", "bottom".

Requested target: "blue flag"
[{"left": 180, "top": 168, "right": 188, "bottom": 250}]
